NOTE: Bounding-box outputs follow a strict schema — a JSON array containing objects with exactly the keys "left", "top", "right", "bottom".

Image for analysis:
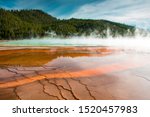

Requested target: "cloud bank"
[
  {"left": 0, "top": 0, "right": 149, "bottom": 29},
  {"left": 69, "top": 0, "right": 150, "bottom": 29}
]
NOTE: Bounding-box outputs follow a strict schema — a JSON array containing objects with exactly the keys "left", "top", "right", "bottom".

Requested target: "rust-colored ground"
[{"left": 0, "top": 47, "right": 150, "bottom": 100}]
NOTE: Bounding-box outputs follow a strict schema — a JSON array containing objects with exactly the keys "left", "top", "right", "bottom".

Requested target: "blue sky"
[{"left": 0, "top": 0, "right": 149, "bottom": 29}]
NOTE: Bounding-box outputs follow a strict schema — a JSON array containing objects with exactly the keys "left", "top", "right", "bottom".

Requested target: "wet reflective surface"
[
  {"left": 0, "top": 47, "right": 114, "bottom": 67},
  {"left": 0, "top": 47, "right": 150, "bottom": 100}
]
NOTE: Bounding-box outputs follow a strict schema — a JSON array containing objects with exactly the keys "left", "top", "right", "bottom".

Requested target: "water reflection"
[{"left": 0, "top": 47, "right": 115, "bottom": 67}]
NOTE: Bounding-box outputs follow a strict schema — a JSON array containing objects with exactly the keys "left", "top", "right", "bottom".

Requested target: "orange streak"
[{"left": 0, "top": 61, "right": 146, "bottom": 88}]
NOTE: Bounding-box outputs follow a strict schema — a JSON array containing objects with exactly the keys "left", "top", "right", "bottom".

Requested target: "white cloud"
[{"left": 69, "top": 0, "right": 150, "bottom": 29}]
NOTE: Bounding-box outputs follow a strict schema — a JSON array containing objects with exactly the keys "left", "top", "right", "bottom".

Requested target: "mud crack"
[
  {"left": 53, "top": 78, "right": 79, "bottom": 100},
  {"left": 35, "top": 71, "right": 66, "bottom": 100},
  {"left": 13, "top": 87, "right": 21, "bottom": 100},
  {"left": 59, "top": 69, "right": 95, "bottom": 100},
  {"left": 46, "top": 79, "right": 67, "bottom": 100},
  {"left": 72, "top": 78, "right": 96, "bottom": 100},
  {"left": 6, "top": 68, "right": 27, "bottom": 79},
  {"left": 38, "top": 80, "right": 59, "bottom": 100},
  {"left": 62, "top": 78, "right": 79, "bottom": 100},
  {"left": 135, "top": 74, "right": 150, "bottom": 82}
]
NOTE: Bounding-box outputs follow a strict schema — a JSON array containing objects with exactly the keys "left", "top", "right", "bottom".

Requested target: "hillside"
[
  {"left": 0, "top": 8, "right": 135, "bottom": 40},
  {"left": 51, "top": 19, "right": 135, "bottom": 37},
  {"left": 11, "top": 9, "right": 56, "bottom": 25}
]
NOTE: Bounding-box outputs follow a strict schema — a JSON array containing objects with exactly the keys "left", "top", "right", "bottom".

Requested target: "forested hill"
[{"left": 0, "top": 8, "right": 135, "bottom": 40}]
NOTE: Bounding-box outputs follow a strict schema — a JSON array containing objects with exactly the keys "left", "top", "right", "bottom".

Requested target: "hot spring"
[
  {"left": 0, "top": 36, "right": 150, "bottom": 53},
  {"left": 1, "top": 36, "right": 150, "bottom": 100}
]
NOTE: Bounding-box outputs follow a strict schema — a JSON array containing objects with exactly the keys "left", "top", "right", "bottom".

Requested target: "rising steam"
[{"left": 0, "top": 28, "right": 150, "bottom": 53}]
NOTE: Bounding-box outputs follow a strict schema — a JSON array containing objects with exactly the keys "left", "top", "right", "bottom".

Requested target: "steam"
[{"left": 1, "top": 28, "right": 150, "bottom": 53}]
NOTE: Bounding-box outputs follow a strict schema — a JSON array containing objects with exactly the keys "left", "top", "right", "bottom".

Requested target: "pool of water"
[
  {"left": 0, "top": 47, "right": 115, "bottom": 67},
  {"left": 0, "top": 37, "right": 147, "bottom": 47},
  {"left": 0, "top": 38, "right": 103, "bottom": 46},
  {"left": 1, "top": 37, "right": 150, "bottom": 53}
]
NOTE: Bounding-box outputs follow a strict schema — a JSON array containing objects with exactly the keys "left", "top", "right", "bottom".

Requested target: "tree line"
[{"left": 0, "top": 8, "right": 135, "bottom": 40}]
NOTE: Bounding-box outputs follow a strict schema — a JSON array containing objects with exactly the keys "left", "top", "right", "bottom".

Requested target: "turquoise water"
[
  {"left": 1, "top": 38, "right": 150, "bottom": 53},
  {"left": 0, "top": 38, "right": 105, "bottom": 46}
]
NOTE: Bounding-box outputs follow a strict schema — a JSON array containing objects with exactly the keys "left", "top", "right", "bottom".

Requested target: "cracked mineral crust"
[{"left": 0, "top": 47, "right": 150, "bottom": 100}]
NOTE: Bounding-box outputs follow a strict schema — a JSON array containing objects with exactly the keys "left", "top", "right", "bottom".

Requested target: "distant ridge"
[
  {"left": 0, "top": 8, "right": 135, "bottom": 40},
  {"left": 11, "top": 9, "right": 56, "bottom": 24}
]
